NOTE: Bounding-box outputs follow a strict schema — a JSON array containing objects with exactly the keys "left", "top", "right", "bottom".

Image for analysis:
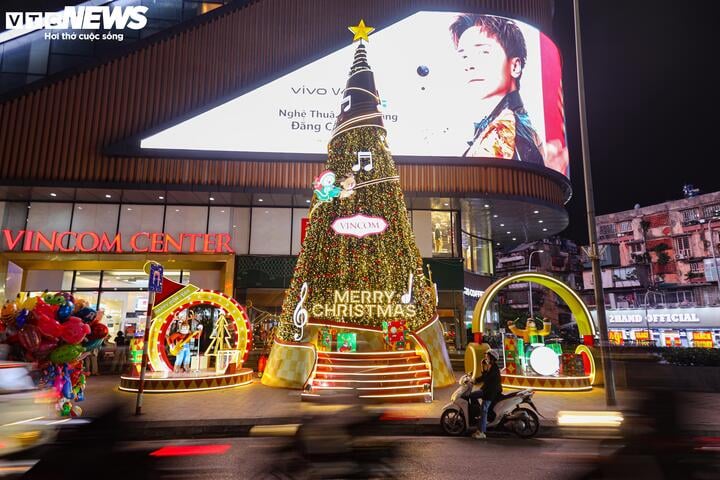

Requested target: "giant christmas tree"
[{"left": 263, "top": 21, "right": 453, "bottom": 390}]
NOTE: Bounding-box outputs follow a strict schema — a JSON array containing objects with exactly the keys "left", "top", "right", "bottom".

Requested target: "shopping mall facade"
[{"left": 0, "top": 0, "right": 570, "bottom": 350}]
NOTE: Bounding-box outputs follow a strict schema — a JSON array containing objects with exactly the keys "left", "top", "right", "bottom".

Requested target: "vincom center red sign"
[{"left": 1, "top": 230, "right": 234, "bottom": 254}]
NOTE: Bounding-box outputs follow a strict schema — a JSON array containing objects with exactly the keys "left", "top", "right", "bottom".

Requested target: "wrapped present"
[
  {"left": 504, "top": 336, "right": 525, "bottom": 374},
  {"left": 561, "top": 353, "right": 585, "bottom": 376},
  {"left": 317, "top": 327, "right": 332, "bottom": 352}
]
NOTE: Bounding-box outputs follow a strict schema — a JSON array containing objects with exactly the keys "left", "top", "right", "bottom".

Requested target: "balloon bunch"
[
  {"left": 43, "top": 364, "right": 86, "bottom": 417},
  {"left": 1, "top": 292, "right": 108, "bottom": 416}
]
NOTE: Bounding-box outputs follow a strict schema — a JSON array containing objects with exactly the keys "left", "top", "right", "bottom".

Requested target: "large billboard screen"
[{"left": 139, "top": 12, "right": 568, "bottom": 178}]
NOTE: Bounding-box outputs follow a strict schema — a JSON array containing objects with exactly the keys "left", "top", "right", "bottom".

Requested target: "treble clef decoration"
[{"left": 292, "top": 282, "right": 309, "bottom": 341}]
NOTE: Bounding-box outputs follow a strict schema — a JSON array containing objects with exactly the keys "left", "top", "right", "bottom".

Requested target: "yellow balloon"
[{"left": 22, "top": 296, "right": 39, "bottom": 310}]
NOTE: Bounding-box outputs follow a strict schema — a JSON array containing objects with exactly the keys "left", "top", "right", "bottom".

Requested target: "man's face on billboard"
[{"left": 457, "top": 26, "right": 517, "bottom": 100}]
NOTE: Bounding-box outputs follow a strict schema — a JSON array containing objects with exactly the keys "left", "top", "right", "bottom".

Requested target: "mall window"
[
  {"left": 617, "top": 221, "right": 632, "bottom": 233},
  {"left": 74, "top": 271, "right": 101, "bottom": 289},
  {"left": 702, "top": 204, "right": 720, "bottom": 219},
  {"left": 680, "top": 208, "right": 700, "bottom": 223},
  {"left": 690, "top": 261, "right": 704, "bottom": 273},
  {"left": 431, "top": 211, "right": 454, "bottom": 256},
  {"left": 675, "top": 236, "right": 691, "bottom": 258},
  {"left": 598, "top": 224, "right": 616, "bottom": 236},
  {"left": 461, "top": 230, "right": 493, "bottom": 276},
  {"left": 666, "top": 290, "right": 694, "bottom": 306},
  {"left": 628, "top": 242, "right": 644, "bottom": 253}
]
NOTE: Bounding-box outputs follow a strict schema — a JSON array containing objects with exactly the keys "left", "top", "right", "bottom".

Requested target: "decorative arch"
[
  {"left": 472, "top": 272, "right": 596, "bottom": 337},
  {"left": 148, "top": 289, "right": 251, "bottom": 373}
]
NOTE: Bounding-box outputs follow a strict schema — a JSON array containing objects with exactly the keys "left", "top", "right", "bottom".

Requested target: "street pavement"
[
  {"left": 76, "top": 373, "right": 720, "bottom": 438},
  {"left": 19, "top": 436, "right": 605, "bottom": 479}
]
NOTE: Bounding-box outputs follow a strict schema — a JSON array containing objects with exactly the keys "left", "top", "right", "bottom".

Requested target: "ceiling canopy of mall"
[{"left": 0, "top": 0, "right": 567, "bottom": 215}]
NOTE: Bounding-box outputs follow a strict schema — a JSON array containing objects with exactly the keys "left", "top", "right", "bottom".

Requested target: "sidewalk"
[{"left": 78, "top": 373, "right": 720, "bottom": 439}]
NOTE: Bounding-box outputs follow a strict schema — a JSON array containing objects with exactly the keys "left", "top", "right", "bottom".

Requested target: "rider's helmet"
[{"left": 487, "top": 349, "right": 500, "bottom": 362}]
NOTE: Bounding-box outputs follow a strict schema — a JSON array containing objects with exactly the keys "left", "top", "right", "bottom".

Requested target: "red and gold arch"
[{"left": 120, "top": 276, "right": 253, "bottom": 393}]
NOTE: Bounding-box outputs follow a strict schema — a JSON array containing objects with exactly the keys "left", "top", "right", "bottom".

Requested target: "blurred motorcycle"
[{"left": 259, "top": 407, "right": 400, "bottom": 479}]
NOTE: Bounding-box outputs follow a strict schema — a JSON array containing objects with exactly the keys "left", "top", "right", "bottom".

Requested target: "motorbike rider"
[{"left": 469, "top": 349, "right": 502, "bottom": 439}]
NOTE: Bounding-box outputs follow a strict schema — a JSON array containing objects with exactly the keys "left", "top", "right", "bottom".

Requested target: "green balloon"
[{"left": 49, "top": 344, "right": 84, "bottom": 364}]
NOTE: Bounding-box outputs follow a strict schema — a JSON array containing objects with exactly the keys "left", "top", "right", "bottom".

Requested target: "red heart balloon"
[
  {"left": 35, "top": 312, "right": 63, "bottom": 339},
  {"left": 60, "top": 317, "right": 91, "bottom": 344},
  {"left": 33, "top": 299, "right": 60, "bottom": 318},
  {"left": 89, "top": 322, "right": 109, "bottom": 340},
  {"left": 18, "top": 324, "right": 42, "bottom": 352}
]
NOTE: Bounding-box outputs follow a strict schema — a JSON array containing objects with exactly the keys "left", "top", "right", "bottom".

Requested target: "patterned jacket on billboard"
[{"left": 463, "top": 90, "right": 545, "bottom": 166}]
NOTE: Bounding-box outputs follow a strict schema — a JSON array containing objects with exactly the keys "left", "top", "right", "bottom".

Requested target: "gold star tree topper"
[{"left": 348, "top": 19, "right": 374, "bottom": 42}]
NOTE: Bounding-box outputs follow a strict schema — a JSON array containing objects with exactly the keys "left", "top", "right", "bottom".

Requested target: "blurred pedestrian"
[
  {"left": 112, "top": 331, "right": 128, "bottom": 373},
  {"left": 84, "top": 347, "right": 99, "bottom": 375}
]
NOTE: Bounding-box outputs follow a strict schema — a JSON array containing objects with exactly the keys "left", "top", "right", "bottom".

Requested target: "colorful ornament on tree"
[
  {"left": 351, "top": 151, "right": 373, "bottom": 172},
  {"left": 313, "top": 170, "right": 342, "bottom": 202},
  {"left": 292, "top": 283, "right": 309, "bottom": 341},
  {"left": 347, "top": 19, "right": 374, "bottom": 43},
  {"left": 339, "top": 173, "right": 356, "bottom": 199},
  {"left": 383, "top": 320, "right": 407, "bottom": 351}
]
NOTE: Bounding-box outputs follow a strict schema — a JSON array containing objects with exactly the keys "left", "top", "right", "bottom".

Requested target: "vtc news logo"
[{"left": 4, "top": 5, "right": 149, "bottom": 42}]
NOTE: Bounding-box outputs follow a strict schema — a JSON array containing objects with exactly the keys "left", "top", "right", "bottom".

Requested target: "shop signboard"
[
  {"left": 692, "top": 331, "right": 713, "bottom": 348},
  {"left": 331, "top": 214, "right": 388, "bottom": 238},
  {"left": 592, "top": 307, "right": 720, "bottom": 329},
  {"left": 1, "top": 229, "right": 234, "bottom": 254}
]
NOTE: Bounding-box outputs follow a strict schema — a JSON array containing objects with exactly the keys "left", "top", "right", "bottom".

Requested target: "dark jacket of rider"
[{"left": 475, "top": 363, "right": 502, "bottom": 402}]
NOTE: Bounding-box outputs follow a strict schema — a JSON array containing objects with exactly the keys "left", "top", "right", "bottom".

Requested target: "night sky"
[{"left": 554, "top": 0, "right": 718, "bottom": 243}]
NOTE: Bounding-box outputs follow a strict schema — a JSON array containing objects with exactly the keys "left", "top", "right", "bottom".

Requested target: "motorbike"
[
  {"left": 440, "top": 373, "right": 541, "bottom": 438},
  {"left": 259, "top": 408, "right": 400, "bottom": 479}
]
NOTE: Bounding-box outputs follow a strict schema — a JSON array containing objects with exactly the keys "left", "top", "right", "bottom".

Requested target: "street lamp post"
[
  {"left": 528, "top": 249, "right": 544, "bottom": 319},
  {"left": 573, "top": 0, "right": 617, "bottom": 406}
]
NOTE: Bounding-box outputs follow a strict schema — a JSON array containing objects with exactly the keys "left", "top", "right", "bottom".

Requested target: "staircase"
[{"left": 303, "top": 351, "right": 432, "bottom": 403}]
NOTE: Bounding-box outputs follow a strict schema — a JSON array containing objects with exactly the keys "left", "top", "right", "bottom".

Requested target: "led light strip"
[
  {"left": 119, "top": 379, "right": 252, "bottom": 393},
  {"left": 357, "top": 392, "right": 430, "bottom": 399},
  {"left": 317, "top": 362, "right": 426, "bottom": 369},
  {"left": 356, "top": 384, "right": 429, "bottom": 391},
  {"left": 343, "top": 87, "right": 380, "bottom": 101},
  {"left": 352, "top": 176, "right": 400, "bottom": 190},
  {"left": 574, "top": 344, "right": 596, "bottom": 385},
  {"left": 332, "top": 112, "right": 384, "bottom": 134},
  {"left": 502, "top": 384, "right": 592, "bottom": 392},
  {"left": 316, "top": 356, "right": 417, "bottom": 362},
  {"left": 415, "top": 315, "right": 441, "bottom": 335},
  {"left": 120, "top": 371, "right": 252, "bottom": 382},
  {"left": 315, "top": 369, "right": 429, "bottom": 376},
  {"left": 310, "top": 386, "right": 355, "bottom": 390},
  {"left": 318, "top": 350, "right": 416, "bottom": 356},
  {"left": 502, "top": 374, "right": 592, "bottom": 381},
  {"left": 329, "top": 123, "right": 386, "bottom": 143},
  {"left": 312, "top": 376, "right": 432, "bottom": 384},
  {"left": 309, "top": 322, "right": 383, "bottom": 334}
]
